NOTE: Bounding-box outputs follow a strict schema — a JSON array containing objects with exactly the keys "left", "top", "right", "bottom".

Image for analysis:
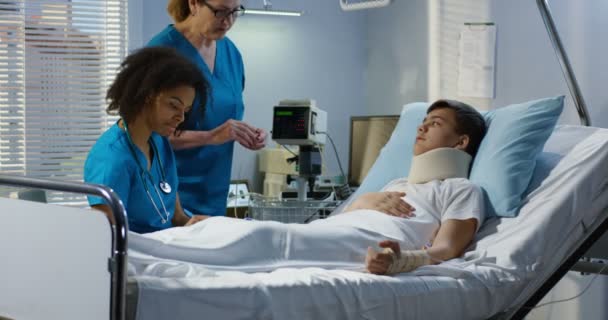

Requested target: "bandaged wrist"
[{"left": 383, "top": 248, "right": 431, "bottom": 274}]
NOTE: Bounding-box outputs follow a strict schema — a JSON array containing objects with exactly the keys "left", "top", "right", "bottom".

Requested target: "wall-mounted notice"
[{"left": 458, "top": 23, "right": 496, "bottom": 98}]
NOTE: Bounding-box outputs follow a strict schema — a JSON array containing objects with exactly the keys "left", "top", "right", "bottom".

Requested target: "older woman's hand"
[
  {"left": 185, "top": 214, "right": 209, "bottom": 226},
  {"left": 345, "top": 192, "right": 415, "bottom": 218},
  {"left": 251, "top": 128, "right": 267, "bottom": 150},
  {"left": 211, "top": 119, "right": 264, "bottom": 149}
]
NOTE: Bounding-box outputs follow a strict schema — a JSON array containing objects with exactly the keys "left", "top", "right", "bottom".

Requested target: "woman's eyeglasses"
[{"left": 201, "top": 1, "right": 245, "bottom": 20}]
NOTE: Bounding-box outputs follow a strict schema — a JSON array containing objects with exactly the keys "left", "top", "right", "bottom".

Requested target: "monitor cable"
[{"left": 315, "top": 131, "right": 353, "bottom": 200}]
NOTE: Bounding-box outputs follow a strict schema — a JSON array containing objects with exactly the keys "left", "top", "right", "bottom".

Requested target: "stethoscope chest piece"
[{"left": 159, "top": 181, "right": 172, "bottom": 194}]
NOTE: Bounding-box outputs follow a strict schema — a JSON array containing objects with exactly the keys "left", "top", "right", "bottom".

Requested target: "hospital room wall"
[
  {"left": 490, "top": 0, "right": 608, "bottom": 128},
  {"left": 364, "top": 0, "right": 430, "bottom": 116},
  {"left": 365, "top": 0, "right": 608, "bottom": 128},
  {"left": 130, "top": 0, "right": 368, "bottom": 191}
]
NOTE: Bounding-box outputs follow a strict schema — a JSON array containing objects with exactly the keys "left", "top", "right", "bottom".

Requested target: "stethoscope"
[{"left": 122, "top": 120, "right": 172, "bottom": 224}]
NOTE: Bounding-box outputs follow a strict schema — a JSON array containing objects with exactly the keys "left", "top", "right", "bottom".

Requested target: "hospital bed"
[
  {"left": 1, "top": 122, "right": 607, "bottom": 320},
  {"left": 1, "top": 2, "right": 606, "bottom": 319}
]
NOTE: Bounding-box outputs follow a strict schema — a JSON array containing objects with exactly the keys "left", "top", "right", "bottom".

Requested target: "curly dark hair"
[
  {"left": 106, "top": 46, "right": 209, "bottom": 134},
  {"left": 428, "top": 99, "right": 487, "bottom": 157}
]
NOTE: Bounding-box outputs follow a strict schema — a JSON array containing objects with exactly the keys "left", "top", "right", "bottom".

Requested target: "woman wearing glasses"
[
  {"left": 85, "top": 47, "right": 210, "bottom": 233},
  {"left": 148, "top": 0, "right": 266, "bottom": 218}
]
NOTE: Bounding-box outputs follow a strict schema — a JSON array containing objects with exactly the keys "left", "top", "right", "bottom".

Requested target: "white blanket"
[{"left": 129, "top": 210, "right": 434, "bottom": 273}]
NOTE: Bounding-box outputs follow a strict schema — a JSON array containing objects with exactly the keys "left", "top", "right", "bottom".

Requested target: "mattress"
[{"left": 127, "top": 125, "right": 608, "bottom": 320}]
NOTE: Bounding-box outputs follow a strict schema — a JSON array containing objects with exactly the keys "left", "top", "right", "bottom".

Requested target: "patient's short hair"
[
  {"left": 428, "top": 99, "right": 487, "bottom": 157},
  {"left": 106, "top": 46, "right": 209, "bottom": 134}
]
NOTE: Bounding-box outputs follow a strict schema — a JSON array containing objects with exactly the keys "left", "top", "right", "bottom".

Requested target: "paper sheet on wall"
[{"left": 458, "top": 24, "right": 496, "bottom": 98}]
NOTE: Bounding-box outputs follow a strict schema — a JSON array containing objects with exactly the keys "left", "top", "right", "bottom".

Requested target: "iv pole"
[{"left": 536, "top": 0, "right": 591, "bottom": 126}]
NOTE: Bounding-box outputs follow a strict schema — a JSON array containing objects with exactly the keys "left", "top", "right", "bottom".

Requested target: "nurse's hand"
[
  {"left": 212, "top": 119, "right": 261, "bottom": 149},
  {"left": 250, "top": 128, "right": 267, "bottom": 150},
  {"left": 345, "top": 192, "right": 416, "bottom": 218},
  {"left": 185, "top": 214, "right": 209, "bottom": 226},
  {"left": 239, "top": 125, "right": 266, "bottom": 150}
]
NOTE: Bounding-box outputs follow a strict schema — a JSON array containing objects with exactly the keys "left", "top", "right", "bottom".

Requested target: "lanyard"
[{"left": 122, "top": 121, "right": 172, "bottom": 224}]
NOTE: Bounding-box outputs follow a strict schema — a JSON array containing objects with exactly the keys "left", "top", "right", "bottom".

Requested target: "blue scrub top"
[
  {"left": 84, "top": 123, "right": 179, "bottom": 234},
  {"left": 148, "top": 25, "right": 245, "bottom": 217}
]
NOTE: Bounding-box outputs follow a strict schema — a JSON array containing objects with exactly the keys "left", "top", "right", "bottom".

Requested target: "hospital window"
[{"left": 0, "top": 0, "right": 127, "bottom": 205}]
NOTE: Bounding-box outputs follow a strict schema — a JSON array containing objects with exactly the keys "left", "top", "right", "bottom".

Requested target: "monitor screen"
[{"left": 348, "top": 115, "right": 400, "bottom": 186}]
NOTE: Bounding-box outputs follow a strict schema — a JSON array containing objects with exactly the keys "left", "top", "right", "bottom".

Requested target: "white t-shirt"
[
  {"left": 323, "top": 178, "right": 485, "bottom": 250},
  {"left": 384, "top": 177, "right": 484, "bottom": 225}
]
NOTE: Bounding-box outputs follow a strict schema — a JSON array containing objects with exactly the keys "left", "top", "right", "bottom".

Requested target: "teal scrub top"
[
  {"left": 148, "top": 25, "right": 245, "bottom": 217},
  {"left": 84, "top": 123, "right": 179, "bottom": 234}
]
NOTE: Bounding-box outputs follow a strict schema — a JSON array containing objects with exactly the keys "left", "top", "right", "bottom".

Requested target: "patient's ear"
[{"left": 454, "top": 135, "right": 470, "bottom": 151}]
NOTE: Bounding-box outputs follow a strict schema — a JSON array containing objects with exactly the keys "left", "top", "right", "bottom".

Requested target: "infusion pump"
[{"left": 271, "top": 100, "right": 327, "bottom": 146}]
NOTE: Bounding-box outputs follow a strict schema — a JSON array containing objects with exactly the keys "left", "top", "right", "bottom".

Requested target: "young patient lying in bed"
[{"left": 128, "top": 100, "right": 487, "bottom": 275}]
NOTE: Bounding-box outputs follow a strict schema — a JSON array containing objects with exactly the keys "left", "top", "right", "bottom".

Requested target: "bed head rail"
[{"left": 0, "top": 174, "right": 128, "bottom": 320}]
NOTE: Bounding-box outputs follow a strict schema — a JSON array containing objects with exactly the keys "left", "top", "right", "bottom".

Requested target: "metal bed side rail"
[
  {"left": 537, "top": 0, "right": 591, "bottom": 126},
  {"left": 571, "top": 259, "right": 608, "bottom": 275},
  {"left": 503, "top": 206, "right": 608, "bottom": 319},
  {"left": 0, "top": 174, "right": 128, "bottom": 320}
]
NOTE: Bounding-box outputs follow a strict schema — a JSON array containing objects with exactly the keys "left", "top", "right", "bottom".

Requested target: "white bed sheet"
[{"left": 128, "top": 125, "right": 608, "bottom": 320}]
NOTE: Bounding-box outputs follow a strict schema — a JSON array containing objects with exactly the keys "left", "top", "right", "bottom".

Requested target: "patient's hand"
[
  {"left": 367, "top": 241, "right": 431, "bottom": 275},
  {"left": 346, "top": 192, "right": 415, "bottom": 218},
  {"left": 365, "top": 240, "right": 401, "bottom": 275}
]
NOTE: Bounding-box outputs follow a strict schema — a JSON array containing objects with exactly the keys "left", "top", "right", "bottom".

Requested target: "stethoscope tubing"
[{"left": 122, "top": 120, "right": 172, "bottom": 223}]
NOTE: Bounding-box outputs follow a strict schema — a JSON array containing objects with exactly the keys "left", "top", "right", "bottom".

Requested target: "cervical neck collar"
[{"left": 408, "top": 148, "right": 472, "bottom": 184}]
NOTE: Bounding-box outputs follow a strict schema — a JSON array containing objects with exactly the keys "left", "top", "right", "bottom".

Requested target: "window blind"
[{"left": 0, "top": 0, "right": 127, "bottom": 205}]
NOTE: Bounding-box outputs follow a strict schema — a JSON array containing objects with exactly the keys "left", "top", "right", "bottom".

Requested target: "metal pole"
[
  {"left": 0, "top": 175, "right": 128, "bottom": 320},
  {"left": 536, "top": 0, "right": 591, "bottom": 126}
]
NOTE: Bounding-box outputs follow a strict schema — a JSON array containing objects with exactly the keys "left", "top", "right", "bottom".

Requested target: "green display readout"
[{"left": 276, "top": 111, "right": 293, "bottom": 116}]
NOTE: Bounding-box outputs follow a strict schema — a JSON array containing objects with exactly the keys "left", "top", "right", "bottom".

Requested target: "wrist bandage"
[{"left": 383, "top": 248, "right": 431, "bottom": 274}]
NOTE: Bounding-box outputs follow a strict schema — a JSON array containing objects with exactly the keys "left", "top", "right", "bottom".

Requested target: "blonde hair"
[{"left": 167, "top": 0, "right": 195, "bottom": 22}]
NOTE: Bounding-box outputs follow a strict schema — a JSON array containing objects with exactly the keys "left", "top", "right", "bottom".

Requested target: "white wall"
[
  {"left": 364, "top": 0, "right": 608, "bottom": 128},
  {"left": 365, "top": 0, "right": 430, "bottom": 115},
  {"left": 134, "top": 0, "right": 368, "bottom": 190},
  {"left": 491, "top": 0, "right": 608, "bottom": 127},
  {"left": 128, "top": 0, "right": 143, "bottom": 50}
]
